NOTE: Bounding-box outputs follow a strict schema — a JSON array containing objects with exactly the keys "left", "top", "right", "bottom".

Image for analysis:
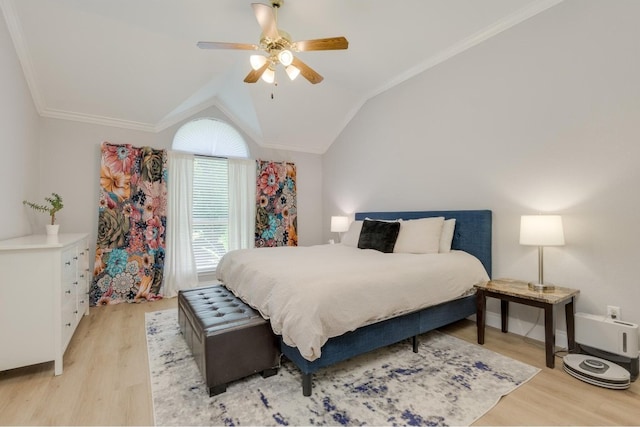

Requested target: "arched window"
[
  {"left": 172, "top": 118, "right": 249, "bottom": 158},
  {"left": 172, "top": 118, "right": 249, "bottom": 273}
]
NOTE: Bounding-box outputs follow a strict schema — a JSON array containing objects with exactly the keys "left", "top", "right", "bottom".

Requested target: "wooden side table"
[{"left": 475, "top": 278, "right": 580, "bottom": 368}]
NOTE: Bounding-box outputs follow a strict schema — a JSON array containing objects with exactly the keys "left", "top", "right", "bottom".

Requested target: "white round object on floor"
[{"left": 563, "top": 354, "right": 630, "bottom": 389}]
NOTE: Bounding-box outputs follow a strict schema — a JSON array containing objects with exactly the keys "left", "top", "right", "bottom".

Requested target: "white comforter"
[{"left": 215, "top": 244, "right": 489, "bottom": 361}]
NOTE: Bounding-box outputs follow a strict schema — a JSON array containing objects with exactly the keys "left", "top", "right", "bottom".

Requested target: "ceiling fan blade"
[
  {"left": 291, "top": 57, "right": 323, "bottom": 84},
  {"left": 244, "top": 62, "right": 271, "bottom": 83},
  {"left": 197, "top": 41, "right": 259, "bottom": 50},
  {"left": 252, "top": 3, "right": 279, "bottom": 40},
  {"left": 294, "top": 37, "right": 349, "bottom": 52}
]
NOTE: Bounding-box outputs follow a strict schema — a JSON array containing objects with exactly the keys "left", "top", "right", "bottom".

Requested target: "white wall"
[
  {"left": 0, "top": 10, "right": 40, "bottom": 240},
  {"left": 37, "top": 105, "right": 323, "bottom": 270},
  {"left": 323, "top": 1, "right": 640, "bottom": 341}
]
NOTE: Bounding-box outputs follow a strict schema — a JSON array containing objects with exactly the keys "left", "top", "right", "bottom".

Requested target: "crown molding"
[
  {"left": 154, "top": 99, "right": 220, "bottom": 133},
  {"left": 41, "top": 108, "right": 156, "bottom": 132},
  {"left": 1, "top": 0, "right": 45, "bottom": 114},
  {"left": 368, "top": 0, "right": 564, "bottom": 100}
]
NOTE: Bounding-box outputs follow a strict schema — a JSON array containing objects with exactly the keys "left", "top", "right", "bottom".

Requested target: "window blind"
[{"left": 192, "top": 156, "right": 228, "bottom": 272}]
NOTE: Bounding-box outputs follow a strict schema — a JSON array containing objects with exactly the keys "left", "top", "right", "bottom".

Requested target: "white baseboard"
[{"left": 474, "top": 311, "right": 569, "bottom": 350}]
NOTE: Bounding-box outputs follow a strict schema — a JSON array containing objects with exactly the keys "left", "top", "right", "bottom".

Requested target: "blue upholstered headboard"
[{"left": 355, "top": 210, "right": 492, "bottom": 278}]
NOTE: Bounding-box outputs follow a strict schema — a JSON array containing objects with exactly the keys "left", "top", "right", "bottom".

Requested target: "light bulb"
[
  {"left": 261, "top": 67, "right": 275, "bottom": 84},
  {"left": 278, "top": 50, "right": 293, "bottom": 66},
  {"left": 250, "top": 55, "right": 267, "bottom": 71},
  {"left": 285, "top": 65, "right": 300, "bottom": 81}
]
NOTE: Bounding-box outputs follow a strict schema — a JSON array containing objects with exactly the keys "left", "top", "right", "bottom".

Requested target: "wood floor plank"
[
  {"left": 441, "top": 320, "right": 640, "bottom": 425},
  {"left": 0, "top": 298, "right": 638, "bottom": 425}
]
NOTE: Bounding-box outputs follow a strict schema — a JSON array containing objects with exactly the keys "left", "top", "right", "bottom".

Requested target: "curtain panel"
[
  {"left": 163, "top": 151, "right": 198, "bottom": 297},
  {"left": 255, "top": 160, "right": 297, "bottom": 247},
  {"left": 228, "top": 158, "right": 257, "bottom": 251},
  {"left": 90, "top": 142, "right": 167, "bottom": 305}
]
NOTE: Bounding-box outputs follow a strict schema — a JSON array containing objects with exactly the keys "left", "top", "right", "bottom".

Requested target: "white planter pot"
[{"left": 46, "top": 224, "right": 60, "bottom": 236}]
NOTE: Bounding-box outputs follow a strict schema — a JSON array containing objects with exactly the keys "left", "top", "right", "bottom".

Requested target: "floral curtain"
[
  {"left": 90, "top": 142, "right": 168, "bottom": 305},
  {"left": 255, "top": 160, "right": 297, "bottom": 247}
]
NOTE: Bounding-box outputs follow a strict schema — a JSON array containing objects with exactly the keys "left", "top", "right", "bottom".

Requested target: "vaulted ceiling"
[{"left": 1, "top": 0, "right": 561, "bottom": 153}]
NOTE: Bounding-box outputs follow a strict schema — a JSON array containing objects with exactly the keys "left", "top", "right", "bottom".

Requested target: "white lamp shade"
[
  {"left": 331, "top": 216, "right": 349, "bottom": 233},
  {"left": 278, "top": 49, "right": 294, "bottom": 66},
  {"left": 250, "top": 55, "right": 267, "bottom": 71},
  {"left": 285, "top": 65, "right": 300, "bottom": 81},
  {"left": 260, "top": 67, "right": 275, "bottom": 83},
  {"left": 520, "top": 215, "right": 565, "bottom": 246}
]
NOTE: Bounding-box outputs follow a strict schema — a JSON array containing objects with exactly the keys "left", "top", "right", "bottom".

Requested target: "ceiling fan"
[{"left": 197, "top": 1, "right": 348, "bottom": 84}]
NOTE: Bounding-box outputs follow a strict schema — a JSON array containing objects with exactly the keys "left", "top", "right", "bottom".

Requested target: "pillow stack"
[{"left": 341, "top": 217, "right": 456, "bottom": 254}]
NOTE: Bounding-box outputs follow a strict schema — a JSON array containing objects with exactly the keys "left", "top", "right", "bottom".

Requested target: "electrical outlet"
[{"left": 607, "top": 305, "right": 621, "bottom": 319}]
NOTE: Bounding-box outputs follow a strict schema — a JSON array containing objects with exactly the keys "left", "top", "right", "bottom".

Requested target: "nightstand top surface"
[{"left": 475, "top": 278, "right": 579, "bottom": 304}]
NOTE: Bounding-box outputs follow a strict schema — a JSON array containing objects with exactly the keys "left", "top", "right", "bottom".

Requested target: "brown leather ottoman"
[{"left": 178, "top": 284, "right": 280, "bottom": 396}]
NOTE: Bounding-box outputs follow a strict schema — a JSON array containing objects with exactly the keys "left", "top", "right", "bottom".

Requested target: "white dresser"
[{"left": 0, "top": 233, "right": 90, "bottom": 375}]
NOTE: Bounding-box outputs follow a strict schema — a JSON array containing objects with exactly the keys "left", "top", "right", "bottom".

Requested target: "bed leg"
[
  {"left": 302, "top": 373, "right": 312, "bottom": 396},
  {"left": 412, "top": 335, "right": 419, "bottom": 353}
]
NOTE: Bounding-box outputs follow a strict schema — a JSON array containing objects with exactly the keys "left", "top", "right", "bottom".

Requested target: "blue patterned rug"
[{"left": 146, "top": 309, "right": 539, "bottom": 426}]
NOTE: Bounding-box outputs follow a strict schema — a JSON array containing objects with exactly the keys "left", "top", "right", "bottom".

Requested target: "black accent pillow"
[{"left": 357, "top": 219, "right": 401, "bottom": 253}]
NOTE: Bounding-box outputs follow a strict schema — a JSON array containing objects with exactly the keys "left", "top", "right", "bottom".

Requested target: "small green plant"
[{"left": 23, "top": 193, "right": 64, "bottom": 225}]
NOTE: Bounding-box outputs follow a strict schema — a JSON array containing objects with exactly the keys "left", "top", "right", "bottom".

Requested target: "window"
[
  {"left": 192, "top": 156, "right": 228, "bottom": 271},
  {"left": 172, "top": 118, "right": 249, "bottom": 272}
]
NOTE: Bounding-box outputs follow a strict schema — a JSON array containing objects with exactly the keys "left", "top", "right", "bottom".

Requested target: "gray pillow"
[{"left": 357, "top": 219, "right": 400, "bottom": 253}]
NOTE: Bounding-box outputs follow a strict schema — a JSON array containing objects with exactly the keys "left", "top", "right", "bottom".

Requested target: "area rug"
[{"left": 146, "top": 309, "right": 539, "bottom": 426}]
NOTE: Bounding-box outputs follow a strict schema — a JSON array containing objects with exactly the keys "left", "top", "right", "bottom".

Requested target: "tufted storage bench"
[{"left": 178, "top": 284, "right": 280, "bottom": 396}]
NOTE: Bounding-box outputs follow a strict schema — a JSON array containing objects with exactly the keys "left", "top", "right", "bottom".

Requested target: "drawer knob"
[
  {"left": 73, "top": 256, "right": 78, "bottom": 260},
  {"left": 65, "top": 261, "right": 71, "bottom": 266},
  {"left": 65, "top": 290, "right": 71, "bottom": 294},
  {"left": 73, "top": 281, "right": 78, "bottom": 285},
  {"left": 65, "top": 323, "right": 71, "bottom": 327},
  {"left": 74, "top": 310, "right": 78, "bottom": 314}
]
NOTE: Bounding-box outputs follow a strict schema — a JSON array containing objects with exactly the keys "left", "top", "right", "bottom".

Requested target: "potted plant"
[{"left": 23, "top": 193, "right": 64, "bottom": 235}]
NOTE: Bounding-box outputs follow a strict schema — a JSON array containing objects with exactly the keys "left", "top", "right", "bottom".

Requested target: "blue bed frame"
[{"left": 280, "top": 209, "right": 493, "bottom": 396}]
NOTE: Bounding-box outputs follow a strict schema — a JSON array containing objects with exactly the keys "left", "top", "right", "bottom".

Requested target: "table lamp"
[
  {"left": 520, "top": 215, "right": 565, "bottom": 292},
  {"left": 330, "top": 216, "right": 349, "bottom": 242}
]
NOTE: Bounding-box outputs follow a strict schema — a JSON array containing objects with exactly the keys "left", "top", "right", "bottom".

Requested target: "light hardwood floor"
[{"left": 1, "top": 298, "right": 638, "bottom": 426}]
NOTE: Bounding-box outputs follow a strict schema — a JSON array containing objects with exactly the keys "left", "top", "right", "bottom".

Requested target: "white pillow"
[
  {"left": 439, "top": 218, "right": 456, "bottom": 253},
  {"left": 393, "top": 217, "right": 445, "bottom": 254},
  {"left": 340, "top": 220, "right": 363, "bottom": 246}
]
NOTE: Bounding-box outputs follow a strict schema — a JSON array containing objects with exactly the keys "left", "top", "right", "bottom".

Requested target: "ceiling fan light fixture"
[
  {"left": 278, "top": 49, "right": 294, "bottom": 66},
  {"left": 250, "top": 54, "right": 267, "bottom": 71},
  {"left": 261, "top": 67, "right": 276, "bottom": 84},
  {"left": 197, "top": 1, "right": 348, "bottom": 84},
  {"left": 285, "top": 65, "right": 300, "bottom": 81}
]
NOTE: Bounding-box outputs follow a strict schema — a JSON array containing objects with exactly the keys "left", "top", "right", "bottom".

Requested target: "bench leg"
[
  {"left": 261, "top": 367, "right": 278, "bottom": 378},
  {"left": 302, "top": 373, "right": 312, "bottom": 396},
  {"left": 209, "top": 383, "right": 227, "bottom": 397},
  {"left": 412, "top": 335, "right": 419, "bottom": 353}
]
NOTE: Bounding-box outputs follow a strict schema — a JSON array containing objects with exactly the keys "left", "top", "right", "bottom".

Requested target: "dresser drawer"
[
  {"left": 61, "top": 282, "right": 75, "bottom": 306},
  {"left": 61, "top": 300, "right": 77, "bottom": 351},
  {"left": 62, "top": 247, "right": 77, "bottom": 283}
]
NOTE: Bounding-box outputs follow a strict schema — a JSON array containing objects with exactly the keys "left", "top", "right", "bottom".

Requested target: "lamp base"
[{"left": 528, "top": 282, "right": 555, "bottom": 293}]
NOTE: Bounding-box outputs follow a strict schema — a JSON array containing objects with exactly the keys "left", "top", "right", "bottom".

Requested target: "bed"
[{"left": 216, "top": 209, "right": 492, "bottom": 395}]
